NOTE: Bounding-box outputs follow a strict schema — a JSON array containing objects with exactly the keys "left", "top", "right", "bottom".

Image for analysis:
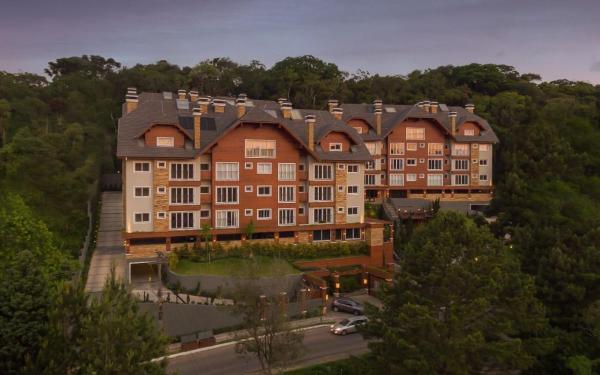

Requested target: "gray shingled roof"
[
  {"left": 341, "top": 103, "right": 499, "bottom": 144},
  {"left": 117, "top": 93, "right": 373, "bottom": 161}
]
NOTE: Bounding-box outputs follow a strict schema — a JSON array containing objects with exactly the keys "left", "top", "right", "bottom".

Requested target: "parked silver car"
[
  {"left": 332, "top": 297, "right": 364, "bottom": 315},
  {"left": 330, "top": 316, "right": 368, "bottom": 335}
]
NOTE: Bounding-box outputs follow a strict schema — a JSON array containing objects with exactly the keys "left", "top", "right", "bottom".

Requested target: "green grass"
[{"left": 173, "top": 256, "right": 300, "bottom": 276}]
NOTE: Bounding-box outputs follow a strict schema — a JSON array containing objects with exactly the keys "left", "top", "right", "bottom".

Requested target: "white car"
[{"left": 330, "top": 316, "right": 368, "bottom": 335}]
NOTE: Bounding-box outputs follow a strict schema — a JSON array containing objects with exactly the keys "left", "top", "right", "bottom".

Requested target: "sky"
[{"left": 1, "top": 0, "right": 600, "bottom": 83}]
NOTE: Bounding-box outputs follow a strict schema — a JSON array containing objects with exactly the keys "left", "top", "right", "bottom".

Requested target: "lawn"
[{"left": 173, "top": 256, "right": 300, "bottom": 276}]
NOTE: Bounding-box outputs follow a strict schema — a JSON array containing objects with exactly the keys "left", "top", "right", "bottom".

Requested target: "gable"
[
  {"left": 319, "top": 131, "right": 354, "bottom": 152},
  {"left": 143, "top": 124, "right": 188, "bottom": 148},
  {"left": 458, "top": 121, "right": 483, "bottom": 136},
  {"left": 346, "top": 118, "right": 372, "bottom": 135}
]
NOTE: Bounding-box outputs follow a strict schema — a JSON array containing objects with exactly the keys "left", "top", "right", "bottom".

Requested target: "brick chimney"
[
  {"left": 125, "top": 87, "right": 138, "bottom": 114},
  {"left": 189, "top": 90, "right": 198, "bottom": 102},
  {"left": 422, "top": 100, "right": 431, "bottom": 113},
  {"left": 449, "top": 111, "right": 458, "bottom": 136},
  {"left": 374, "top": 107, "right": 382, "bottom": 135},
  {"left": 305, "top": 115, "right": 316, "bottom": 151},
  {"left": 373, "top": 99, "right": 383, "bottom": 112},
  {"left": 198, "top": 97, "right": 210, "bottom": 113},
  {"left": 430, "top": 101, "right": 439, "bottom": 114},
  {"left": 281, "top": 101, "right": 292, "bottom": 119},
  {"left": 465, "top": 103, "right": 475, "bottom": 113},
  {"left": 193, "top": 106, "right": 202, "bottom": 149},
  {"left": 328, "top": 99, "right": 339, "bottom": 113},
  {"left": 177, "top": 89, "right": 187, "bottom": 100},
  {"left": 236, "top": 97, "right": 247, "bottom": 118},
  {"left": 213, "top": 98, "right": 225, "bottom": 114},
  {"left": 331, "top": 107, "right": 343, "bottom": 120}
]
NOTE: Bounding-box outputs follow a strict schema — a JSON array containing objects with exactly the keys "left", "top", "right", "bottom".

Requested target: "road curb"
[{"left": 153, "top": 323, "right": 333, "bottom": 362}]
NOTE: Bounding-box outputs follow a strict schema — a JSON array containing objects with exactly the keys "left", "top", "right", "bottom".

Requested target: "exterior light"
[
  {"left": 325, "top": 294, "right": 329, "bottom": 301},
  {"left": 363, "top": 278, "right": 368, "bottom": 285},
  {"left": 335, "top": 282, "right": 340, "bottom": 289}
]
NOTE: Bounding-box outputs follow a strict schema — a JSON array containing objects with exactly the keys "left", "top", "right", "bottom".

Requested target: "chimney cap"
[
  {"left": 178, "top": 89, "right": 186, "bottom": 94},
  {"left": 236, "top": 98, "right": 246, "bottom": 105},
  {"left": 430, "top": 101, "right": 439, "bottom": 105},
  {"left": 281, "top": 101, "right": 292, "bottom": 109},
  {"left": 448, "top": 111, "right": 458, "bottom": 117},
  {"left": 277, "top": 98, "right": 288, "bottom": 104},
  {"left": 374, "top": 108, "right": 382, "bottom": 114},
  {"left": 328, "top": 99, "right": 339, "bottom": 104},
  {"left": 373, "top": 99, "right": 383, "bottom": 105},
  {"left": 331, "top": 107, "right": 343, "bottom": 113},
  {"left": 305, "top": 114, "right": 316, "bottom": 122},
  {"left": 192, "top": 107, "right": 202, "bottom": 116},
  {"left": 198, "top": 96, "right": 210, "bottom": 103},
  {"left": 213, "top": 98, "right": 226, "bottom": 104},
  {"left": 189, "top": 90, "right": 198, "bottom": 95},
  {"left": 465, "top": 103, "right": 475, "bottom": 108},
  {"left": 238, "top": 93, "right": 248, "bottom": 99}
]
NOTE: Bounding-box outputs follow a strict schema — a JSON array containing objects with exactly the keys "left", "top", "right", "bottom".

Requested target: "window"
[
  {"left": 406, "top": 158, "right": 416, "bottom": 166},
  {"left": 389, "top": 174, "right": 404, "bottom": 186},
  {"left": 257, "top": 185, "right": 272, "bottom": 197},
  {"left": 347, "top": 164, "right": 359, "bottom": 173},
  {"left": 216, "top": 186, "right": 239, "bottom": 204},
  {"left": 472, "top": 159, "right": 478, "bottom": 165},
  {"left": 453, "top": 174, "right": 469, "bottom": 185},
  {"left": 257, "top": 163, "right": 272, "bottom": 174},
  {"left": 337, "top": 164, "right": 345, "bottom": 170},
  {"left": 353, "top": 127, "right": 363, "bottom": 134},
  {"left": 244, "top": 209, "right": 253, "bottom": 216},
  {"left": 244, "top": 162, "right": 253, "bottom": 169},
  {"left": 347, "top": 185, "right": 359, "bottom": 194},
  {"left": 389, "top": 142, "right": 404, "bottom": 155},
  {"left": 365, "top": 174, "right": 376, "bottom": 185},
  {"left": 170, "top": 212, "right": 194, "bottom": 229},
  {"left": 313, "top": 186, "right": 333, "bottom": 201},
  {"left": 200, "top": 185, "right": 210, "bottom": 194},
  {"left": 215, "top": 162, "right": 239, "bottom": 181},
  {"left": 134, "top": 162, "right": 150, "bottom": 172},
  {"left": 479, "top": 159, "right": 488, "bottom": 166},
  {"left": 170, "top": 187, "right": 194, "bottom": 204},
  {"left": 157, "top": 186, "right": 166, "bottom": 194},
  {"left": 406, "top": 127, "right": 425, "bottom": 140},
  {"left": 419, "top": 143, "right": 426, "bottom": 149},
  {"left": 298, "top": 163, "right": 305, "bottom": 171},
  {"left": 215, "top": 210, "right": 239, "bottom": 228},
  {"left": 313, "top": 164, "right": 333, "bottom": 180},
  {"left": 338, "top": 185, "right": 344, "bottom": 192},
  {"left": 200, "top": 163, "right": 210, "bottom": 171},
  {"left": 156, "top": 137, "right": 174, "bottom": 147},
  {"left": 346, "top": 228, "right": 361, "bottom": 240},
  {"left": 390, "top": 158, "right": 404, "bottom": 171},
  {"left": 298, "top": 205, "right": 305, "bottom": 215},
  {"left": 200, "top": 210, "right": 210, "bottom": 218},
  {"left": 134, "top": 213, "right": 150, "bottom": 223},
  {"left": 428, "top": 143, "right": 443, "bottom": 156},
  {"left": 464, "top": 129, "right": 475, "bottom": 136},
  {"left": 453, "top": 159, "right": 469, "bottom": 170},
  {"left": 427, "top": 174, "right": 444, "bottom": 186},
  {"left": 257, "top": 209, "right": 272, "bottom": 220},
  {"left": 479, "top": 174, "right": 488, "bottom": 181},
  {"left": 365, "top": 161, "right": 375, "bottom": 170},
  {"left": 365, "top": 142, "right": 380, "bottom": 155},
  {"left": 278, "top": 163, "right": 296, "bottom": 181},
  {"left": 428, "top": 159, "right": 443, "bottom": 171},
  {"left": 313, "top": 230, "right": 331, "bottom": 241},
  {"left": 329, "top": 143, "right": 342, "bottom": 151},
  {"left": 244, "top": 185, "right": 253, "bottom": 193},
  {"left": 419, "top": 173, "right": 425, "bottom": 178},
  {"left": 156, "top": 161, "right": 166, "bottom": 169},
  {"left": 479, "top": 144, "right": 490, "bottom": 151},
  {"left": 313, "top": 208, "right": 333, "bottom": 224},
  {"left": 406, "top": 174, "right": 417, "bottom": 182},
  {"left": 245, "top": 139, "right": 276, "bottom": 158},
  {"left": 134, "top": 187, "right": 150, "bottom": 197},
  {"left": 278, "top": 186, "right": 295, "bottom": 203},
  {"left": 452, "top": 144, "right": 469, "bottom": 156},
  {"left": 406, "top": 143, "right": 417, "bottom": 151},
  {"left": 337, "top": 206, "right": 344, "bottom": 213},
  {"left": 278, "top": 208, "right": 295, "bottom": 226},
  {"left": 472, "top": 143, "right": 479, "bottom": 149},
  {"left": 156, "top": 211, "right": 166, "bottom": 220},
  {"left": 171, "top": 163, "right": 195, "bottom": 180},
  {"left": 347, "top": 207, "right": 358, "bottom": 215}
]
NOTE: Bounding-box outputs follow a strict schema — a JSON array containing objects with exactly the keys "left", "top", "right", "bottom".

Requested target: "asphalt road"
[{"left": 167, "top": 325, "right": 369, "bottom": 374}]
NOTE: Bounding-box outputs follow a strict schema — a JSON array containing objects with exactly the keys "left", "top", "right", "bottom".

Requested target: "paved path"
[
  {"left": 85, "top": 192, "right": 126, "bottom": 293},
  {"left": 166, "top": 325, "right": 369, "bottom": 375}
]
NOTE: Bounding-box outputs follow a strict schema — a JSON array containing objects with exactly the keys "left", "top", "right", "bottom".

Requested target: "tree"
[
  {"left": 200, "top": 223, "right": 213, "bottom": 262},
  {"left": 363, "top": 212, "right": 552, "bottom": 374},
  {"left": 0, "top": 251, "right": 51, "bottom": 374},
  {"left": 233, "top": 264, "right": 305, "bottom": 374},
  {"left": 0, "top": 98, "right": 11, "bottom": 146}
]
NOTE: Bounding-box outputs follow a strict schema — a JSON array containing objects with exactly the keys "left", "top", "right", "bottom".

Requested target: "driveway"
[{"left": 85, "top": 191, "right": 126, "bottom": 293}]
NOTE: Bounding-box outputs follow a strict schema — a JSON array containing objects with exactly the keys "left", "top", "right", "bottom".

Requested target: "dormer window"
[
  {"left": 329, "top": 143, "right": 342, "bottom": 152},
  {"left": 156, "top": 137, "right": 174, "bottom": 147},
  {"left": 464, "top": 129, "right": 475, "bottom": 136},
  {"left": 353, "top": 127, "right": 363, "bottom": 134}
]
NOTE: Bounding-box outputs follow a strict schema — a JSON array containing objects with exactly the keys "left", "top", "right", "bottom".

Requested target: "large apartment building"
[{"left": 117, "top": 90, "right": 497, "bottom": 279}]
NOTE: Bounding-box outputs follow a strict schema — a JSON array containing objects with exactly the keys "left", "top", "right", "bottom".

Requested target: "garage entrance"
[{"left": 128, "top": 261, "right": 163, "bottom": 288}]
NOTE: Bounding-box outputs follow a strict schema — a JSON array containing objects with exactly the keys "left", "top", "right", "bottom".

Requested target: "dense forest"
[{"left": 0, "top": 55, "right": 599, "bottom": 373}]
